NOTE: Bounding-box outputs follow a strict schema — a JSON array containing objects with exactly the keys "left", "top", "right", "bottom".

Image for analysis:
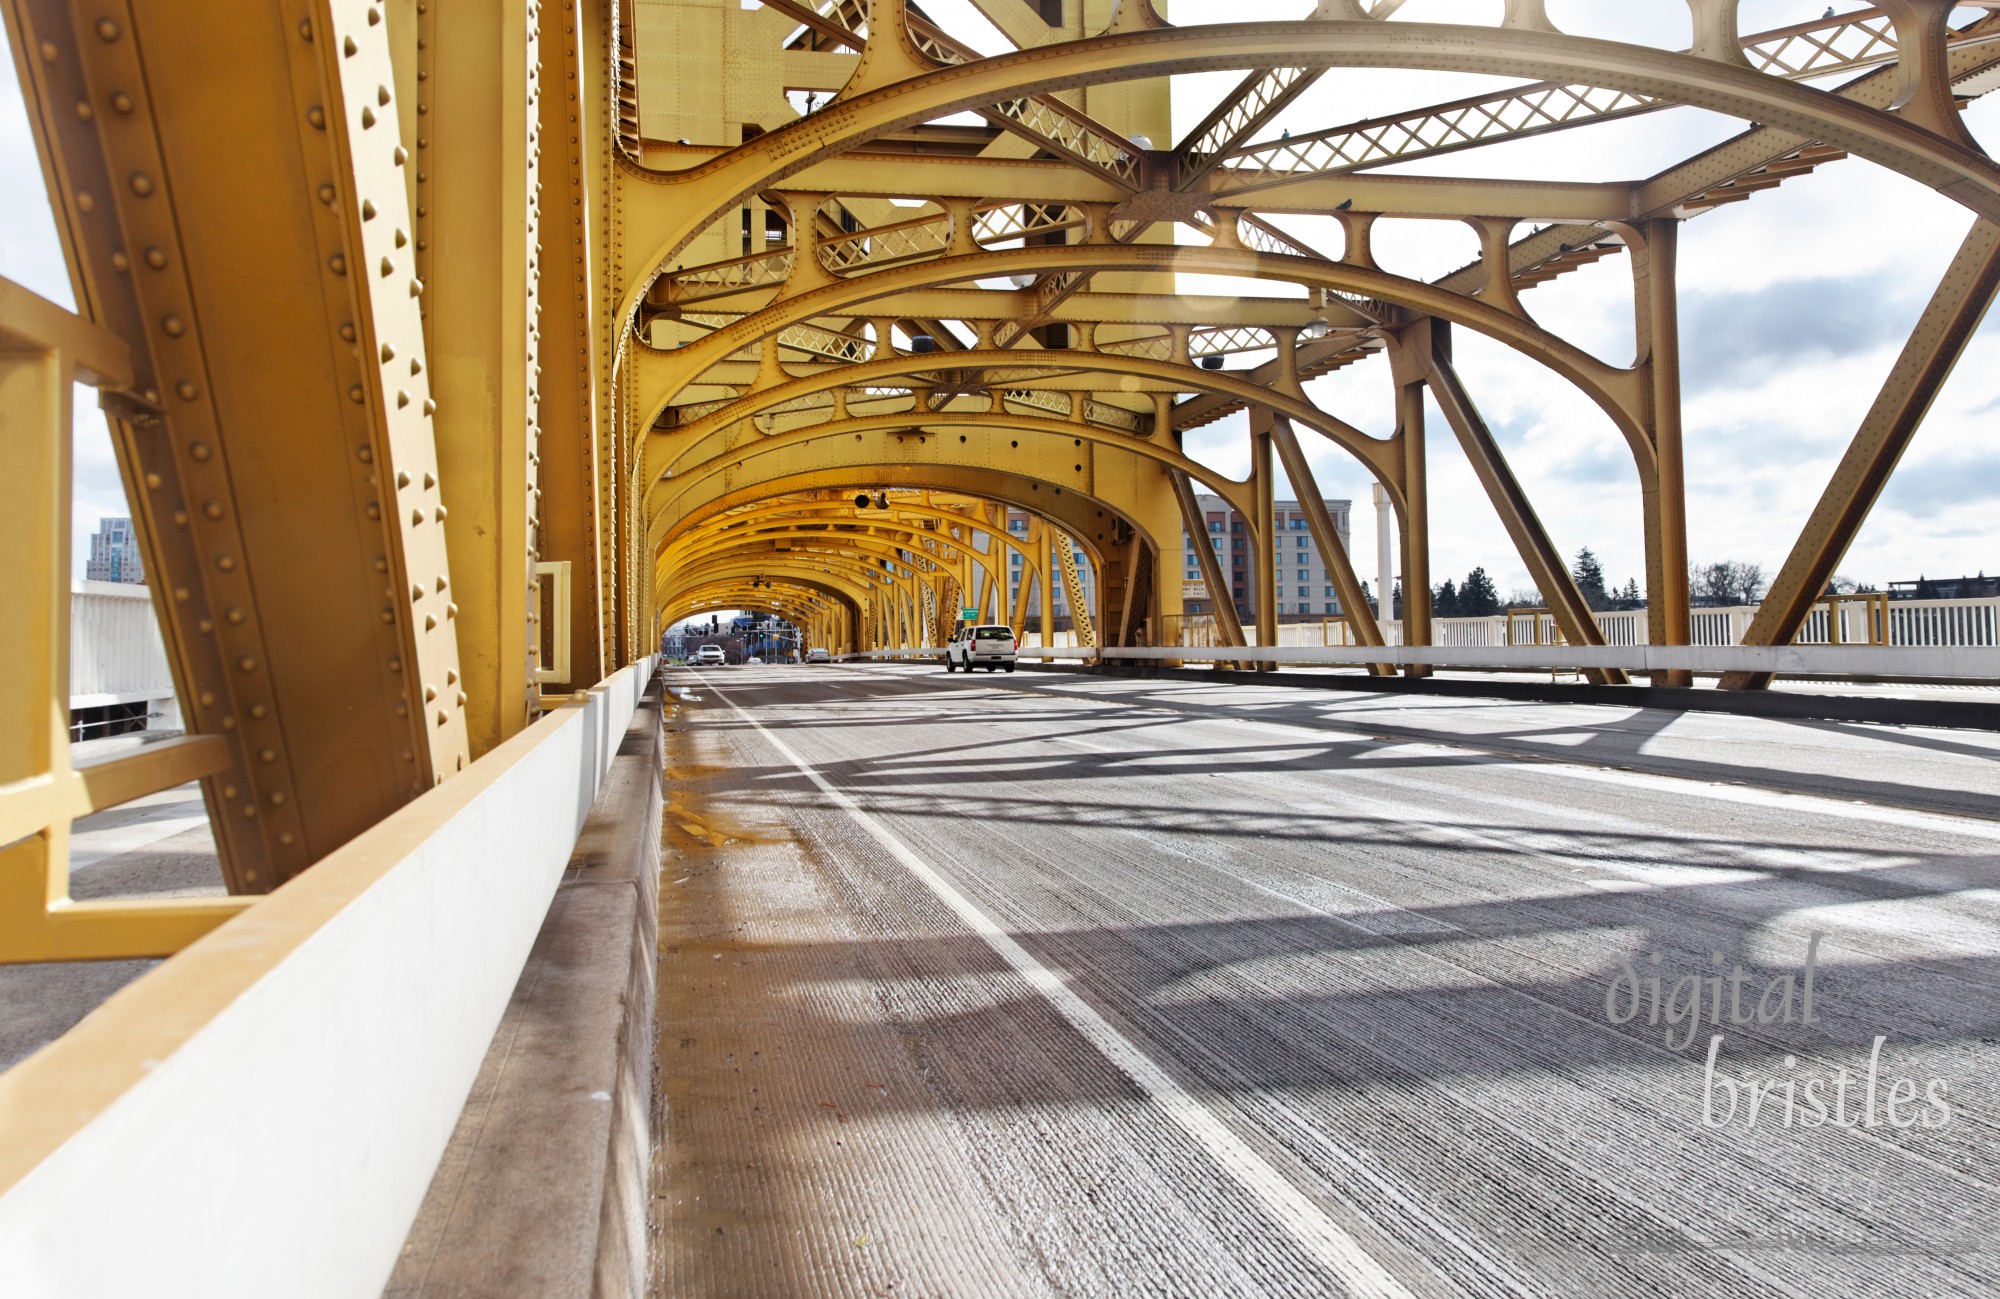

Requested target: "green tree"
[
  {"left": 1459, "top": 566, "right": 1502, "bottom": 616},
  {"left": 1433, "top": 577, "right": 1460, "bottom": 618},
  {"left": 1612, "top": 577, "right": 1643, "bottom": 610},
  {"left": 1572, "top": 547, "right": 1609, "bottom": 610}
]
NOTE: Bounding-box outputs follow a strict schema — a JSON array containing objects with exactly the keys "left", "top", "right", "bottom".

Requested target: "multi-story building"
[
  {"left": 1181, "top": 493, "right": 1353, "bottom": 620},
  {"left": 85, "top": 517, "right": 145, "bottom": 585},
  {"left": 1004, "top": 511, "right": 1093, "bottom": 625}
]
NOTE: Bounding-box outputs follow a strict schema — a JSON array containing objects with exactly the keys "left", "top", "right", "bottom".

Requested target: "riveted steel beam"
[
  {"left": 1202, "top": 8, "right": 2000, "bottom": 198},
  {"left": 8, "top": 0, "right": 470, "bottom": 889},
  {"left": 1722, "top": 218, "right": 2000, "bottom": 690},
  {"left": 1265, "top": 413, "right": 1391, "bottom": 672},
  {"left": 615, "top": 19, "right": 2000, "bottom": 333},
  {"left": 534, "top": 0, "right": 611, "bottom": 689},
  {"left": 423, "top": 0, "right": 543, "bottom": 756},
  {"left": 1424, "top": 323, "right": 1627, "bottom": 687}
]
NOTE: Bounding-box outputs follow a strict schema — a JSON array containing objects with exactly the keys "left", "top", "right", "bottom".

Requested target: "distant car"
[
  {"left": 945, "top": 624, "right": 1017, "bottom": 673},
  {"left": 745, "top": 656, "right": 762, "bottom": 665},
  {"left": 693, "top": 644, "right": 725, "bottom": 666},
  {"left": 805, "top": 647, "right": 831, "bottom": 664}
]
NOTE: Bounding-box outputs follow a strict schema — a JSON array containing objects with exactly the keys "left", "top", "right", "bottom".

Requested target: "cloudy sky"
[{"left": 6, "top": 0, "right": 1997, "bottom": 597}]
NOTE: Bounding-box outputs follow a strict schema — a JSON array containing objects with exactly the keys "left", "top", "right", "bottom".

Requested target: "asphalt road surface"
[{"left": 652, "top": 663, "right": 2000, "bottom": 1299}]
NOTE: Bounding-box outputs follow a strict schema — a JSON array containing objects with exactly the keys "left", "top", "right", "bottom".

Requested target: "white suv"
[
  {"left": 945, "top": 625, "right": 1017, "bottom": 673},
  {"left": 693, "top": 644, "right": 725, "bottom": 666}
]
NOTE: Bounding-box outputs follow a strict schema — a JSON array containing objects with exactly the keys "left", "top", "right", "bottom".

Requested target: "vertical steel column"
[
  {"left": 1395, "top": 381, "right": 1433, "bottom": 676},
  {"left": 1372, "top": 482, "right": 1394, "bottom": 642},
  {"left": 1426, "top": 327, "right": 1627, "bottom": 686},
  {"left": 535, "top": 0, "right": 608, "bottom": 687},
  {"left": 1041, "top": 521, "right": 1058, "bottom": 649},
  {"left": 1635, "top": 216, "right": 1692, "bottom": 685},
  {"left": 423, "top": 0, "right": 541, "bottom": 755},
  {"left": 1170, "top": 469, "right": 1245, "bottom": 648},
  {"left": 1011, "top": 543, "right": 1033, "bottom": 630},
  {"left": 1249, "top": 409, "right": 1277, "bottom": 665},
  {"left": 1266, "top": 415, "right": 1391, "bottom": 672}
]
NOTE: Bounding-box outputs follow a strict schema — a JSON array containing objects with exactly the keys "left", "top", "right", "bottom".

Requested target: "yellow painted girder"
[
  {"left": 631, "top": 244, "right": 1647, "bottom": 469},
  {"left": 648, "top": 409, "right": 1258, "bottom": 537},
  {"left": 614, "top": 20, "right": 2000, "bottom": 326}
]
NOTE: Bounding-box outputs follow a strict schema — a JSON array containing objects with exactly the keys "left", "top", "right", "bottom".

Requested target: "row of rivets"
[
  {"left": 42, "top": 10, "right": 308, "bottom": 877},
  {"left": 318, "top": 0, "right": 467, "bottom": 779}
]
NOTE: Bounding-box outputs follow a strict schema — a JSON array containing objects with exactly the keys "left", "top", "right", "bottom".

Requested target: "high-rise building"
[
  {"left": 85, "top": 517, "right": 146, "bottom": 585},
  {"left": 1182, "top": 493, "right": 1353, "bottom": 620}
]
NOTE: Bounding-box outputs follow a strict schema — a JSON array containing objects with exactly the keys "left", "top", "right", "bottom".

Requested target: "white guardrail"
[
  {"left": 0, "top": 657, "right": 657, "bottom": 1298},
  {"left": 838, "top": 644, "right": 2000, "bottom": 677}
]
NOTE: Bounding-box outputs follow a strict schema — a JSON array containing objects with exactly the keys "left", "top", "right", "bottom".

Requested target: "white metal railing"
[
  {"left": 837, "top": 598, "right": 2000, "bottom": 678},
  {"left": 1007, "top": 644, "right": 2000, "bottom": 678},
  {"left": 1885, "top": 597, "right": 2000, "bottom": 646},
  {"left": 1217, "top": 598, "right": 2000, "bottom": 655},
  {"left": 68, "top": 580, "right": 173, "bottom": 705}
]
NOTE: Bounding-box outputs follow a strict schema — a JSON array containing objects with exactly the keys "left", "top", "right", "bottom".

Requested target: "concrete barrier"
[
  {"left": 0, "top": 659, "right": 657, "bottom": 1297},
  {"left": 385, "top": 678, "right": 663, "bottom": 1298}
]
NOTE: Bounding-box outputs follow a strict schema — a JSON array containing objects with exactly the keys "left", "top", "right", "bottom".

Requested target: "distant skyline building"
[
  {"left": 997, "top": 500, "right": 1355, "bottom": 626},
  {"left": 85, "top": 517, "right": 145, "bottom": 585},
  {"left": 1183, "top": 493, "right": 1353, "bottom": 620}
]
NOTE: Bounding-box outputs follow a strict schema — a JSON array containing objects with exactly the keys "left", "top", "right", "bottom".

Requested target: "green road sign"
[{"left": 960, "top": 608, "right": 978, "bottom": 619}]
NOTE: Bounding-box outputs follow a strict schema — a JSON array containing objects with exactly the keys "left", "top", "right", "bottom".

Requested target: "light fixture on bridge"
[
  {"left": 1302, "top": 289, "right": 1331, "bottom": 341},
  {"left": 1199, "top": 355, "right": 1224, "bottom": 371}
]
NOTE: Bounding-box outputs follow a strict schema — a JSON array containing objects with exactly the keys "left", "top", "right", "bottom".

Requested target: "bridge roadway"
[{"left": 653, "top": 663, "right": 2000, "bottom": 1298}]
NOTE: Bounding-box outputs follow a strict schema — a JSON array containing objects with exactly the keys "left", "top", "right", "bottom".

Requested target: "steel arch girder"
[
  {"left": 660, "top": 494, "right": 1031, "bottom": 549},
  {"left": 615, "top": 18, "right": 2000, "bottom": 326},
  {"left": 663, "top": 557, "right": 879, "bottom": 602},
  {"left": 658, "top": 498, "right": 1065, "bottom": 638},
  {"left": 656, "top": 494, "right": 1041, "bottom": 579},
  {"left": 633, "top": 244, "right": 1651, "bottom": 479},
  {"left": 664, "top": 533, "right": 1015, "bottom": 632},
  {"left": 663, "top": 557, "right": 899, "bottom": 608},
  {"left": 662, "top": 568, "right": 869, "bottom": 620},
  {"left": 669, "top": 532, "right": 936, "bottom": 575},
  {"left": 664, "top": 579, "right": 849, "bottom": 624},
  {"left": 662, "top": 508, "right": 1043, "bottom": 573},
  {"left": 643, "top": 427, "right": 1178, "bottom": 605},
  {"left": 647, "top": 410, "right": 1260, "bottom": 538},
  {"left": 664, "top": 534, "right": 979, "bottom": 599},
  {"left": 652, "top": 464, "right": 1133, "bottom": 588},
  {"left": 666, "top": 579, "right": 844, "bottom": 614}
]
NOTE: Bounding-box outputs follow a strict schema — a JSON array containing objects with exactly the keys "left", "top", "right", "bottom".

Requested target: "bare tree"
[{"left": 1689, "top": 560, "right": 1767, "bottom": 607}]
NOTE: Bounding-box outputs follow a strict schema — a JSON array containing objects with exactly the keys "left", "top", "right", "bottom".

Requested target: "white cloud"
[{"left": 1164, "top": 3, "right": 2000, "bottom": 594}]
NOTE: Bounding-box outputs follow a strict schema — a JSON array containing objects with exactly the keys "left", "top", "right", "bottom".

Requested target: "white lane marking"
[{"left": 706, "top": 679, "right": 1417, "bottom": 1299}]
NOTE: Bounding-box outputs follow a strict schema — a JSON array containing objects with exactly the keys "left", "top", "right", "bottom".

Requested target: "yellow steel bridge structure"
[{"left": 4, "top": 0, "right": 1999, "bottom": 1288}]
